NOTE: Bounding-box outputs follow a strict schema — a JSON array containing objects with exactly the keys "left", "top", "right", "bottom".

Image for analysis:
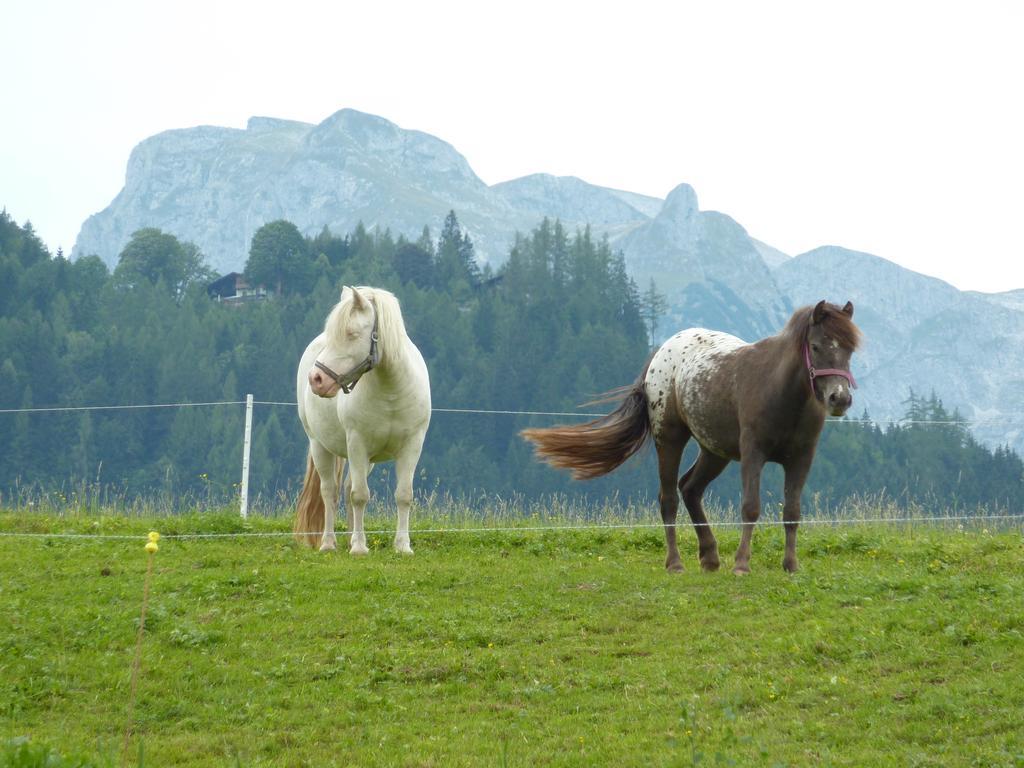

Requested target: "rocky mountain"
[
  {"left": 75, "top": 111, "right": 513, "bottom": 273},
  {"left": 751, "top": 238, "right": 791, "bottom": 268},
  {"left": 72, "top": 108, "right": 1024, "bottom": 452},
  {"left": 614, "top": 183, "right": 792, "bottom": 340},
  {"left": 491, "top": 173, "right": 661, "bottom": 235},
  {"left": 73, "top": 110, "right": 656, "bottom": 276},
  {"left": 973, "top": 288, "right": 1024, "bottom": 314}
]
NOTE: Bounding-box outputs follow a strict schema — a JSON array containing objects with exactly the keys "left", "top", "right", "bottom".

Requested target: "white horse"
[{"left": 295, "top": 286, "right": 431, "bottom": 554}]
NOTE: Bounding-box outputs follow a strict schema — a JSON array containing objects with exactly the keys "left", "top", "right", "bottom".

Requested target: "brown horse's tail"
[
  {"left": 294, "top": 451, "right": 344, "bottom": 547},
  {"left": 521, "top": 363, "right": 652, "bottom": 480}
]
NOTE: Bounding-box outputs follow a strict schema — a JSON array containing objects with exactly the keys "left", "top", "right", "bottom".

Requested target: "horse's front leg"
[
  {"left": 346, "top": 441, "right": 372, "bottom": 556},
  {"left": 733, "top": 446, "right": 765, "bottom": 575},
  {"left": 782, "top": 455, "right": 813, "bottom": 573},
  {"left": 311, "top": 445, "right": 340, "bottom": 552},
  {"left": 392, "top": 437, "right": 425, "bottom": 555}
]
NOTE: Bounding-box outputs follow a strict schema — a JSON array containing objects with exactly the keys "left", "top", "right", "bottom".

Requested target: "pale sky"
[{"left": 2, "top": 1, "right": 1022, "bottom": 293}]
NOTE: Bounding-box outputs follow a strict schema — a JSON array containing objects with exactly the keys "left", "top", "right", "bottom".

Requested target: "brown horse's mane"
[{"left": 781, "top": 303, "right": 862, "bottom": 352}]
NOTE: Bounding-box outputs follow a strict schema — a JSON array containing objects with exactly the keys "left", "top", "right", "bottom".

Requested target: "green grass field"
[{"left": 1, "top": 509, "right": 1022, "bottom": 767}]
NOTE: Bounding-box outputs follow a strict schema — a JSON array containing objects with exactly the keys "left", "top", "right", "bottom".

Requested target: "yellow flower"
[
  {"left": 145, "top": 541, "right": 159, "bottom": 554},
  {"left": 148, "top": 531, "right": 161, "bottom": 543}
]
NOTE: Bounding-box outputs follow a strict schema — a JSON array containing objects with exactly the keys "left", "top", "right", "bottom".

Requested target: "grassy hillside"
[{"left": 1, "top": 510, "right": 1022, "bottom": 767}]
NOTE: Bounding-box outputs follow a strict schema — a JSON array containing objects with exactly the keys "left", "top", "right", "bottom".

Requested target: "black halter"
[{"left": 314, "top": 301, "right": 380, "bottom": 394}]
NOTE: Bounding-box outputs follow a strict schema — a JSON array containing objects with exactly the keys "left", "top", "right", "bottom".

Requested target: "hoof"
[
  {"left": 783, "top": 559, "right": 799, "bottom": 573},
  {"left": 394, "top": 544, "right": 414, "bottom": 555},
  {"left": 349, "top": 543, "right": 369, "bottom": 556},
  {"left": 698, "top": 542, "right": 720, "bottom": 572},
  {"left": 732, "top": 565, "right": 751, "bottom": 576},
  {"left": 665, "top": 559, "right": 684, "bottom": 574},
  {"left": 319, "top": 539, "right": 337, "bottom": 552}
]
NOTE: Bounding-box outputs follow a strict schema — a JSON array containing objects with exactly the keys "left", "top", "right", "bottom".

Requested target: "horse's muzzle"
[
  {"left": 827, "top": 388, "right": 853, "bottom": 417},
  {"left": 308, "top": 367, "right": 340, "bottom": 398}
]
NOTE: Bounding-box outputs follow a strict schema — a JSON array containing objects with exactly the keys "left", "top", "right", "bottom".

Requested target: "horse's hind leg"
[
  {"left": 679, "top": 449, "right": 729, "bottom": 571},
  {"left": 655, "top": 430, "right": 689, "bottom": 573}
]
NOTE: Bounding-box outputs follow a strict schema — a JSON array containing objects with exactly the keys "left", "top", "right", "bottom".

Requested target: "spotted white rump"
[{"left": 645, "top": 328, "right": 747, "bottom": 456}]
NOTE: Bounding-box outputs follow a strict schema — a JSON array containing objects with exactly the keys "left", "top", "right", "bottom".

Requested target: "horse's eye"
[{"left": 811, "top": 344, "right": 820, "bottom": 353}]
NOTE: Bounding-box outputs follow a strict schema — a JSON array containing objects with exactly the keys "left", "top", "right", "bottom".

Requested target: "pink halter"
[{"left": 803, "top": 342, "right": 857, "bottom": 390}]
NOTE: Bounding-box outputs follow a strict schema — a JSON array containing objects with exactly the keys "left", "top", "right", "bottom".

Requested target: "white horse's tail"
[{"left": 294, "top": 451, "right": 344, "bottom": 548}]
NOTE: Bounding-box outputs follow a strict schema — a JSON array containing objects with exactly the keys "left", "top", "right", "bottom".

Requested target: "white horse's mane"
[{"left": 324, "top": 286, "right": 408, "bottom": 368}]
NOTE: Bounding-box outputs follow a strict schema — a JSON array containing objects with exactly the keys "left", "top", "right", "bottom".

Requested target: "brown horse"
[{"left": 522, "top": 300, "right": 861, "bottom": 574}]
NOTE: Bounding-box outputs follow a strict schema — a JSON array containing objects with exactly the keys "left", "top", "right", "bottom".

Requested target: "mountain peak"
[
  {"left": 320, "top": 107, "right": 397, "bottom": 131},
  {"left": 305, "top": 108, "right": 403, "bottom": 147},
  {"left": 662, "top": 183, "right": 698, "bottom": 219}
]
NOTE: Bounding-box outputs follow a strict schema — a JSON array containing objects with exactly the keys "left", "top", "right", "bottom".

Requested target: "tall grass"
[{"left": 2, "top": 485, "right": 1018, "bottom": 535}]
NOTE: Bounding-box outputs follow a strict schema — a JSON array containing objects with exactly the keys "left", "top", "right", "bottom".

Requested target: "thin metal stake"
[
  {"left": 122, "top": 546, "right": 156, "bottom": 766},
  {"left": 240, "top": 394, "right": 253, "bottom": 519}
]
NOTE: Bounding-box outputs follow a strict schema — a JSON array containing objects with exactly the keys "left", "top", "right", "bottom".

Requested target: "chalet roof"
[{"left": 207, "top": 272, "right": 244, "bottom": 298}]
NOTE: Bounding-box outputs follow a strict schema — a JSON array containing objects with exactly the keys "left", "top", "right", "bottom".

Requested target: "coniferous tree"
[
  {"left": 393, "top": 239, "right": 434, "bottom": 288},
  {"left": 435, "top": 211, "right": 479, "bottom": 293},
  {"left": 310, "top": 225, "right": 351, "bottom": 267},
  {"left": 640, "top": 278, "right": 668, "bottom": 345}
]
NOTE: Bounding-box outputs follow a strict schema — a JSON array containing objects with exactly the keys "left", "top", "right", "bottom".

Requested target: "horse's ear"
[
  {"left": 812, "top": 300, "right": 827, "bottom": 324},
  {"left": 350, "top": 286, "right": 367, "bottom": 310},
  {"left": 842, "top": 301, "right": 854, "bottom": 318},
  {"left": 340, "top": 285, "right": 351, "bottom": 301}
]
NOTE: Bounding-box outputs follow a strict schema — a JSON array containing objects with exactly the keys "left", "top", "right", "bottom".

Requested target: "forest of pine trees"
[{"left": 1, "top": 208, "right": 1022, "bottom": 511}]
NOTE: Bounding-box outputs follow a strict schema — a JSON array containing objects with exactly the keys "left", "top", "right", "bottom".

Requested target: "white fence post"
[{"left": 240, "top": 394, "right": 254, "bottom": 518}]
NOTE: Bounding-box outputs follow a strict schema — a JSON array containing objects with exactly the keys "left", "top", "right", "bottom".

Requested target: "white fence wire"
[
  {"left": 1, "top": 398, "right": 1018, "bottom": 425},
  {"left": 1, "top": 396, "right": 1022, "bottom": 537}
]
